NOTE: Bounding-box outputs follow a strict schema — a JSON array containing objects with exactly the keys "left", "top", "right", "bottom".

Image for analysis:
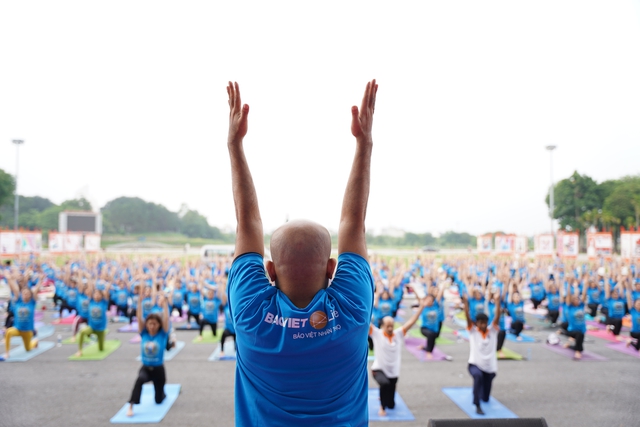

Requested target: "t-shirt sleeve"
[
  {"left": 228, "top": 252, "right": 271, "bottom": 317},
  {"left": 328, "top": 252, "right": 375, "bottom": 310}
]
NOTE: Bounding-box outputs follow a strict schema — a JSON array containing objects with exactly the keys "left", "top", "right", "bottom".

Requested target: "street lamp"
[
  {"left": 546, "top": 145, "right": 557, "bottom": 237},
  {"left": 12, "top": 139, "right": 24, "bottom": 231}
]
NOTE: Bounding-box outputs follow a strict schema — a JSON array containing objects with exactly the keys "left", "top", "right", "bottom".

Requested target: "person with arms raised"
[{"left": 226, "top": 80, "right": 377, "bottom": 426}]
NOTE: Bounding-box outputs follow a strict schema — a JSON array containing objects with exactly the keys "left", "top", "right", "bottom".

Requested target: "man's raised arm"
[
  {"left": 338, "top": 79, "right": 378, "bottom": 258},
  {"left": 227, "top": 82, "right": 264, "bottom": 258}
]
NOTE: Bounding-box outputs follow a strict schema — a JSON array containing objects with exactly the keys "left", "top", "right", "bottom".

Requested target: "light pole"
[
  {"left": 12, "top": 139, "right": 24, "bottom": 231},
  {"left": 546, "top": 145, "right": 557, "bottom": 237}
]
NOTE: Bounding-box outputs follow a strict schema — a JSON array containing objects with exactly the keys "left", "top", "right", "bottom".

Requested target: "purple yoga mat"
[
  {"left": 129, "top": 335, "right": 141, "bottom": 344},
  {"left": 606, "top": 342, "right": 640, "bottom": 359},
  {"left": 587, "top": 329, "right": 625, "bottom": 343},
  {"left": 544, "top": 344, "right": 607, "bottom": 361},
  {"left": 118, "top": 323, "right": 139, "bottom": 333},
  {"left": 586, "top": 320, "right": 606, "bottom": 330},
  {"left": 404, "top": 337, "right": 450, "bottom": 361}
]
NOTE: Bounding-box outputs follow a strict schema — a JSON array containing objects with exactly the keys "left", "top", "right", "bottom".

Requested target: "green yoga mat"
[
  {"left": 69, "top": 339, "right": 121, "bottom": 360},
  {"left": 192, "top": 330, "right": 221, "bottom": 344},
  {"left": 498, "top": 347, "right": 524, "bottom": 360},
  {"left": 62, "top": 329, "right": 110, "bottom": 345}
]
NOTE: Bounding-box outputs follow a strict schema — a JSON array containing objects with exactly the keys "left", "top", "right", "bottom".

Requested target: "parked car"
[{"left": 420, "top": 246, "right": 439, "bottom": 253}]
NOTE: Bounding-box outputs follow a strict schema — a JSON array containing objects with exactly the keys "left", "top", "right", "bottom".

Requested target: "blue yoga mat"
[
  {"left": 175, "top": 322, "right": 200, "bottom": 330},
  {"left": 442, "top": 387, "right": 518, "bottom": 419},
  {"left": 368, "top": 388, "right": 415, "bottom": 421},
  {"left": 9, "top": 325, "right": 55, "bottom": 345},
  {"left": 110, "top": 383, "right": 181, "bottom": 423},
  {"left": 506, "top": 333, "right": 536, "bottom": 343},
  {"left": 136, "top": 341, "right": 185, "bottom": 362},
  {"left": 2, "top": 341, "right": 55, "bottom": 362},
  {"left": 208, "top": 343, "right": 237, "bottom": 361}
]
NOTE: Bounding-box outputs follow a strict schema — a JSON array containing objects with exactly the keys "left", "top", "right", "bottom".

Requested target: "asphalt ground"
[{"left": 1, "top": 301, "right": 639, "bottom": 427}]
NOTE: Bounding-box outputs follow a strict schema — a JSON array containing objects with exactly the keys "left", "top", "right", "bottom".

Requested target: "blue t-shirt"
[
  {"left": 14, "top": 299, "right": 36, "bottom": 332},
  {"left": 76, "top": 294, "right": 91, "bottom": 319},
  {"left": 507, "top": 302, "right": 525, "bottom": 322},
  {"left": 115, "top": 287, "right": 129, "bottom": 307},
  {"left": 373, "top": 298, "right": 393, "bottom": 323},
  {"left": 141, "top": 297, "right": 154, "bottom": 320},
  {"left": 630, "top": 308, "right": 640, "bottom": 333},
  {"left": 88, "top": 300, "right": 108, "bottom": 331},
  {"left": 605, "top": 298, "right": 626, "bottom": 319},
  {"left": 565, "top": 304, "right": 586, "bottom": 333},
  {"left": 228, "top": 252, "right": 374, "bottom": 426},
  {"left": 529, "top": 282, "right": 545, "bottom": 301},
  {"left": 172, "top": 288, "right": 185, "bottom": 307},
  {"left": 546, "top": 292, "right": 561, "bottom": 312},
  {"left": 420, "top": 304, "right": 440, "bottom": 332},
  {"left": 140, "top": 329, "right": 168, "bottom": 367},
  {"left": 586, "top": 287, "right": 602, "bottom": 304},
  {"left": 468, "top": 297, "right": 485, "bottom": 322},
  {"left": 202, "top": 296, "right": 222, "bottom": 323},
  {"left": 488, "top": 301, "right": 506, "bottom": 330},
  {"left": 187, "top": 292, "right": 201, "bottom": 314},
  {"left": 66, "top": 288, "right": 78, "bottom": 306}
]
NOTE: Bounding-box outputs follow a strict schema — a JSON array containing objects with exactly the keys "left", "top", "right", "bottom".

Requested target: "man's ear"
[
  {"left": 326, "top": 258, "right": 338, "bottom": 280},
  {"left": 266, "top": 260, "right": 277, "bottom": 283}
]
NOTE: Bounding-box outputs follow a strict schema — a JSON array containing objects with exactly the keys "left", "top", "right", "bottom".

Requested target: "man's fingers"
[
  {"left": 351, "top": 106, "right": 359, "bottom": 119},
  {"left": 234, "top": 82, "right": 242, "bottom": 112},
  {"left": 360, "top": 81, "right": 370, "bottom": 115}
]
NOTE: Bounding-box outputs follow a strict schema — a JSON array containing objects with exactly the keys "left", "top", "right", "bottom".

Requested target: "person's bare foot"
[
  {"left": 33, "top": 339, "right": 38, "bottom": 349},
  {"left": 186, "top": 324, "right": 192, "bottom": 329},
  {"left": 562, "top": 342, "right": 570, "bottom": 349},
  {"left": 70, "top": 336, "right": 76, "bottom": 343},
  {"left": 74, "top": 351, "right": 82, "bottom": 357},
  {"left": 53, "top": 319, "right": 60, "bottom": 324},
  {"left": 126, "top": 404, "right": 134, "bottom": 417},
  {"left": 574, "top": 351, "right": 582, "bottom": 360},
  {"left": 498, "top": 350, "right": 505, "bottom": 358},
  {"left": 196, "top": 336, "right": 203, "bottom": 342},
  {"left": 626, "top": 339, "right": 632, "bottom": 348},
  {"left": 426, "top": 352, "right": 433, "bottom": 360},
  {"left": 219, "top": 351, "right": 225, "bottom": 357},
  {"left": 378, "top": 407, "right": 387, "bottom": 417}
]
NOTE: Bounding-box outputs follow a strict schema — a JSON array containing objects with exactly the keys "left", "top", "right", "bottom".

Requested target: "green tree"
[
  {"left": 0, "top": 169, "right": 15, "bottom": 221},
  {"left": 603, "top": 176, "right": 640, "bottom": 228},
  {"left": 102, "top": 197, "right": 179, "bottom": 234},
  {"left": 546, "top": 171, "right": 602, "bottom": 231}
]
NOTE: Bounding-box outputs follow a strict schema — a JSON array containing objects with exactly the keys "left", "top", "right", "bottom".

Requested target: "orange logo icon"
[{"left": 309, "top": 311, "right": 328, "bottom": 330}]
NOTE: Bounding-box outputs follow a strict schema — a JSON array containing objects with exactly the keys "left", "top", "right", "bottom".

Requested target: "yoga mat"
[
  {"left": 607, "top": 342, "right": 640, "bottom": 359},
  {"left": 1, "top": 341, "right": 55, "bottom": 362},
  {"left": 192, "top": 330, "right": 221, "bottom": 344},
  {"left": 9, "top": 325, "right": 55, "bottom": 345},
  {"left": 544, "top": 344, "right": 607, "bottom": 361},
  {"left": 586, "top": 320, "right": 606, "bottom": 330},
  {"left": 118, "top": 323, "right": 139, "bottom": 333},
  {"left": 498, "top": 347, "right": 524, "bottom": 361},
  {"left": 53, "top": 315, "right": 77, "bottom": 325},
  {"left": 175, "top": 322, "right": 200, "bottom": 330},
  {"left": 407, "top": 328, "right": 455, "bottom": 344},
  {"left": 69, "top": 340, "right": 121, "bottom": 360},
  {"left": 110, "top": 383, "right": 181, "bottom": 424},
  {"left": 587, "top": 329, "right": 626, "bottom": 343},
  {"left": 453, "top": 317, "right": 468, "bottom": 328},
  {"left": 506, "top": 333, "right": 536, "bottom": 343},
  {"left": 442, "top": 387, "right": 518, "bottom": 419},
  {"left": 52, "top": 309, "right": 73, "bottom": 319},
  {"left": 129, "top": 335, "right": 142, "bottom": 344},
  {"left": 368, "top": 348, "right": 375, "bottom": 362},
  {"left": 109, "top": 316, "right": 130, "bottom": 323},
  {"left": 368, "top": 388, "right": 415, "bottom": 421},
  {"left": 208, "top": 343, "right": 237, "bottom": 361},
  {"left": 404, "top": 337, "right": 451, "bottom": 361},
  {"left": 136, "top": 341, "right": 185, "bottom": 362},
  {"left": 62, "top": 329, "right": 109, "bottom": 345},
  {"left": 456, "top": 329, "right": 470, "bottom": 341}
]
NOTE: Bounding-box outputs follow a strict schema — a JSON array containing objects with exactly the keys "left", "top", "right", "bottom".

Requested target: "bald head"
[{"left": 267, "top": 219, "right": 335, "bottom": 308}]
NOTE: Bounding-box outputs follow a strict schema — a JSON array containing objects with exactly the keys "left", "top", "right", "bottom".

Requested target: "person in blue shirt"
[
  {"left": 55, "top": 277, "right": 79, "bottom": 323},
  {"left": 528, "top": 277, "right": 546, "bottom": 310},
  {"left": 558, "top": 285, "right": 587, "bottom": 360},
  {"left": 126, "top": 290, "right": 170, "bottom": 417},
  {"left": 544, "top": 280, "right": 561, "bottom": 326},
  {"left": 185, "top": 282, "right": 201, "bottom": 329},
  {"left": 604, "top": 280, "right": 626, "bottom": 336},
  {"left": 585, "top": 279, "right": 602, "bottom": 318},
  {"left": 4, "top": 271, "right": 41, "bottom": 359},
  {"left": 419, "top": 285, "right": 445, "bottom": 359},
  {"left": 219, "top": 299, "right": 236, "bottom": 357},
  {"left": 507, "top": 280, "right": 526, "bottom": 339},
  {"left": 114, "top": 280, "right": 130, "bottom": 320},
  {"left": 625, "top": 280, "right": 640, "bottom": 351},
  {"left": 373, "top": 287, "right": 395, "bottom": 327},
  {"left": 196, "top": 285, "right": 224, "bottom": 341},
  {"left": 169, "top": 279, "right": 186, "bottom": 318},
  {"left": 71, "top": 283, "right": 92, "bottom": 341},
  {"left": 74, "top": 281, "right": 110, "bottom": 357},
  {"left": 225, "top": 80, "right": 376, "bottom": 425}
]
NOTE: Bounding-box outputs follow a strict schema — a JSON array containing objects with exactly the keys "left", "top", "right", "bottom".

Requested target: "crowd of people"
[{"left": 2, "top": 253, "right": 639, "bottom": 417}]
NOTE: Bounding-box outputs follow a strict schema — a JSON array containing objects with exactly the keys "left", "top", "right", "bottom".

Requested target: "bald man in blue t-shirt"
[{"left": 226, "top": 80, "right": 378, "bottom": 426}]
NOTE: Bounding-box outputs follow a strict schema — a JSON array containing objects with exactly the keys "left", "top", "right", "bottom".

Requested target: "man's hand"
[
  {"left": 351, "top": 79, "right": 377, "bottom": 141},
  {"left": 227, "top": 81, "right": 249, "bottom": 144}
]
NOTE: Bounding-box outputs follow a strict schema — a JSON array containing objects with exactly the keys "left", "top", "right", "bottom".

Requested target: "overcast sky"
[{"left": 1, "top": 1, "right": 639, "bottom": 237}]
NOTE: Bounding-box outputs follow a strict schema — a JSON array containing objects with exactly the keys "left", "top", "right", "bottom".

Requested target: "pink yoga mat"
[
  {"left": 53, "top": 316, "right": 77, "bottom": 325},
  {"left": 129, "top": 335, "right": 141, "bottom": 344},
  {"left": 404, "top": 337, "right": 451, "bottom": 361},
  {"left": 544, "top": 344, "right": 607, "bottom": 361},
  {"left": 606, "top": 342, "right": 640, "bottom": 359},
  {"left": 587, "top": 329, "right": 626, "bottom": 343}
]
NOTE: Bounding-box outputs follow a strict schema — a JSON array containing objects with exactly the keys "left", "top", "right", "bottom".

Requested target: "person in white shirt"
[
  {"left": 463, "top": 293, "right": 501, "bottom": 415},
  {"left": 369, "top": 298, "right": 426, "bottom": 416}
]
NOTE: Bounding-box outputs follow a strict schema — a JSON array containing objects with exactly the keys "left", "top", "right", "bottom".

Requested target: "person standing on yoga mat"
[
  {"left": 71, "top": 281, "right": 92, "bottom": 342},
  {"left": 463, "top": 292, "right": 500, "bottom": 415},
  {"left": 419, "top": 285, "right": 445, "bottom": 359},
  {"left": 74, "top": 280, "right": 110, "bottom": 357},
  {"left": 126, "top": 290, "right": 170, "bottom": 417},
  {"left": 370, "top": 299, "right": 426, "bottom": 417},
  {"left": 506, "top": 279, "right": 526, "bottom": 339},
  {"left": 4, "top": 271, "right": 41, "bottom": 358},
  {"left": 196, "top": 284, "right": 223, "bottom": 341},
  {"left": 557, "top": 285, "right": 587, "bottom": 360},
  {"left": 603, "top": 279, "right": 626, "bottom": 336},
  {"left": 226, "top": 80, "right": 377, "bottom": 425}
]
